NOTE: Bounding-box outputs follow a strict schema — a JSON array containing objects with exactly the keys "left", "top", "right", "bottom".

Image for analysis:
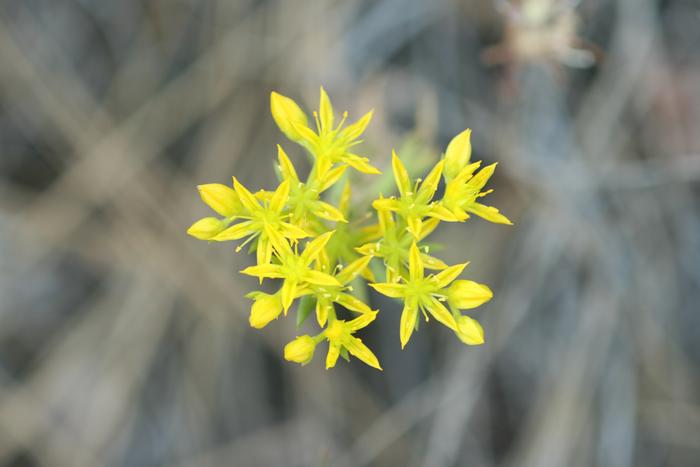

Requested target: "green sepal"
[
  {"left": 340, "top": 346, "right": 350, "bottom": 362},
  {"left": 296, "top": 295, "right": 316, "bottom": 328}
]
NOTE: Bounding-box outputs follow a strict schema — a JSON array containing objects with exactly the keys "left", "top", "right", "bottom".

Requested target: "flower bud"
[
  {"left": 284, "top": 335, "right": 316, "bottom": 365},
  {"left": 198, "top": 184, "right": 241, "bottom": 217},
  {"left": 455, "top": 315, "right": 485, "bottom": 345},
  {"left": 186, "top": 217, "right": 226, "bottom": 240},
  {"left": 447, "top": 280, "right": 493, "bottom": 310},
  {"left": 249, "top": 294, "right": 283, "bottom": 329},
  {"left": 443, "top": 129, "right": 472, "bottom": 182},
  {"left": 270, "top": 92, "right": 309, "bottom": 143}
]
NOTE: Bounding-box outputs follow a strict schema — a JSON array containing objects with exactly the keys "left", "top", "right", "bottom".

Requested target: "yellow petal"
[
  {"left": 400, "top": 299, "right": 419, "bottom": 349},
  {"left": 277, "top": 145, "right": 299, "bottom": 182},
  {"left": 240, "top": 263, "right": 285, "bottom": 279},
  {"left": 345, "top": 337, "right": 382, "bottom": 370},
  {"left": 408, "top": 241, "right": 424, "bottom": 280},
  {"left": 301, "top": 230, "right": 335, "bottom": 265},
  {"left": 316, "top": 299, "right": 331, "bottom": 327},
  {"left": 187, "top": 217, "right": 226, "bottom": 240},
  {"left": 211, "top": 220, "right": 254, "bottom": 241},
  {"left": 355, "top": 243, "right": 380, "bottom": 257},
  {"left": 428, "top": 204, "right": 460, "bottom": 222},
  {"left": 319, "top": 86, "right": 334, "bottom": 132},
  {"left": 197, "top": 184, "right": 241, "bottom": 217},
  {"left": 313, "top": 201, "right": 347, "bottom": 222},
  {"left": 256, "top": 236, "right": 273, "bottom": 265},
  {"left": 281, "top": 279, "right": 297, "bottom": 312},
  {"left": 336, "top": 293, "right": 373, "bottom": 314},
  {"left": 343, "top": 154, "right": 381, "bottom": 175},
  {"left": 325, "top": 344, "right": 341, "bottom": 369},
  {"left": 369, "top": 282, "right": 406, "bottom": 298},
  {"left": 249, "top": 293, "right": 283, "bottom": 329},
  {"left": 339, "top": 182, "right": 352, "bottom": 215},
  {"left": 427, "top": 297, "right": 458, "bottom": 331},
  {"left": 467, "top": 203, "right": 513, "bottom": 225},
  {"left": 336, "top": 256, "right": 372, "bottom": 284},
  {"left": 302, "top": 270, "right": 341, "bottom": 287},
  {"left": 372, "top": 198, "right": 401, "bottom": 212},
  {"left": 265, "top": 225, "right": 294, "bottom": 258},
  {"left": 320, "top": 165, "right": 348, "bottom": 192},
  {"left": 421, "top": 253, "right": 448, "bottom": 270},
  {"left": 418, "top": 217, "right": 440, "bottom": 240},
  {"left": 339, "top": 110, "right": 373, "bottom": 143},
  {"left": 269, "top": 179, "right": 290, "bottom": 213},
  {"left": 270, "top": 91, "right": 309, "bottom": 143},
  {"left": 416, "top": 160, "right": 444, "bottom": 204},
  {"left": 448, "top": 280, "right": 493, "bottom": 309},
  {"left": 391, "top": 150, "right": 412, "bottom": 198},
  {"left": 432, "top": 262, "right": 468, "bottom": 288},
  {"left": 443, "top": 129, "right": 472, "bottom": 181},
  {"left": 348, "top": 311, "right": 378, "bottom": 331},
  {"left": 279, "top": 222, "right": 310, "bottom": 239},
  {"left": 291, "top": 121, "right": 320, "bottom": 148},
  {"left": 468, "top": 163, "right": 497, "bottom": 191},
  {"left": 406, "top": 216, "right": 423, "bottom": 240},
  {"left": 455, "top": 315, "right": 485, "bottom": 345},
  {"left": 232, "top": 177, "right": 260, "bottom": 213},
  {"left": 284, "top": 335, "right": 316, "bottom": 364}
]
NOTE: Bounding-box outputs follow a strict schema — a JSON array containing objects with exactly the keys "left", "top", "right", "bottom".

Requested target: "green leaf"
[
  {"left": 340, "top": 346, "right": 350, "bottom": 362},
  {"left": 296, "top": 295, "right": 316, "bottom": 328}
]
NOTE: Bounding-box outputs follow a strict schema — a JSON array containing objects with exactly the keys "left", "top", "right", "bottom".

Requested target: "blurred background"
[{"left": 2, "top": 0, "right": 700, "bottom": 466}]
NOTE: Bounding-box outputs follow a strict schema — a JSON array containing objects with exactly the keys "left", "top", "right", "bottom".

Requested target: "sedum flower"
[
  {"left": 370, "top": 241, "right": 471, "bottom": 348},
  {"left": 373, "top": 151, "right": 459, "bottom": 239},
  {"left": 186, "top": 217, "right": 227, "bottom": 240},
  {"left": 248, "top": 292, "right": 284, "bottom": 329},
  {"left": 211, "top": 177, "right": 309, "bottom": 265},
  {"left": 309, "top": 255, "right": 375, "bottom": 327},
  {"left": 284, "top": 335, "right": 317, "bottom": 365},
  {"left": 357, "top": 207, "right": 446, "bottom": 282},
  {"left": 277, "top": 145, "right": 348, "bottom": 227},
  {"left": 271, "top": 87, "right": 381, "bottom": 176},
  {"left": 188, "top": 90, "right": 511, "bottom": 371},
  {"left": 322, "top": 312, "right": 381, "bottom": 370},
  {"left": 443, "top": 128, "right": 472, "bottom": 182},
  {"left": 241, "top": 230, "right": 341, "bottom": 312},
  {"left": 455, "top": 315, "right": 485, "bottom": 345},
  {"left": 440, "top": 130, "right": 512, "bottom": 225}
]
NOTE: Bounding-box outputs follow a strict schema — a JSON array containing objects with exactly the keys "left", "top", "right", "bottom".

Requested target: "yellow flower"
[
  {"left": 197, "top": 183, "right": 242, "bottom": 217},
  {"left": 443, "top": 128, "right": 472, "bottom": 182},
  {"left": 356, "top": 206, "right": 446, "bottom": 283},
  {"left": 211, "top": 177, "right": 309, "bottom": 265},
  {"left": 186, "top": 217, "right": 227, "bottom": 240},
  {"left": 284, "top": 335, "right": 317, "bottom": 365},
  {"left": 277, "top": 145, "right": 348, "bottom": 226},
  {"left": 447, "top": 280, "right": 493, "bottom": 310},
  {"left": 323, "top": 312, "right": 381, "bottom": 370},
  {"left": 455, "top": 315, "right": 485, "bottom": 345},
  {"left": 370, "top": 241, "right": 467, "bottom": 348},
  {"left": 248, "top": 292, "right": 284, "bottom": 329},
  {"left": 440, "top": 131, "right": 512, "bottom": 225},
  {"left": 309, "top": 255, "right": 375, "bottom": 327},
  {"left": 241, "top": 229, "right": 341, "bottom": 312},
  {"left": 271, "top": 88, "right": 381, "bottom": 176},
  {"left": 373, "top": 151, "right": 459, "bottom": 239}
]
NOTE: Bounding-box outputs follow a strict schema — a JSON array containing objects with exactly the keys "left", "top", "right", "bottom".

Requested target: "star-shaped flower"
[
  {"left": 210, "top": 177, "right": 309, "bottom": 265},
  {"left": 241, "top": 229, "right": 340, "bottom": 311},
  {"left": 370, "top": 242, "right": 467, "bottom": 348},
  {"left": 372, "top": 151, "right": 458, "bottom": 239}
]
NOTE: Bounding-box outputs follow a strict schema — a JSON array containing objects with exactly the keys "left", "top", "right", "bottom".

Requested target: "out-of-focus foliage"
[{"left": 2, "top": 0, "right": 700, "bottom": 466}]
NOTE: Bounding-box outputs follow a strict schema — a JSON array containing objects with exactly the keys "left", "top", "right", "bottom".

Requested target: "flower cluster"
[{"left": 187, "top": 88, "right": 511, "bottom": 370}]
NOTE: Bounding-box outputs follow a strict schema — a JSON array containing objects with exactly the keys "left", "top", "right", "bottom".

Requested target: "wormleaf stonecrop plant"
[{"left": 187, "top": 88, "right": 511, "bottom": 371}]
